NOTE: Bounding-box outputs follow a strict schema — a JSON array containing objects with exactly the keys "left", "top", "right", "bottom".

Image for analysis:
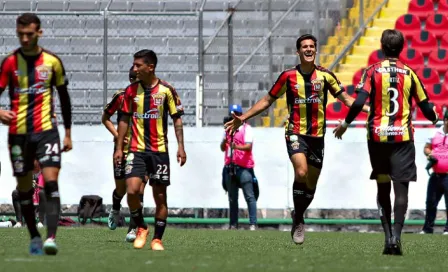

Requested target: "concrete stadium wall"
[{"left": 0, "top": 125, "right": 442, "bottom": 210}]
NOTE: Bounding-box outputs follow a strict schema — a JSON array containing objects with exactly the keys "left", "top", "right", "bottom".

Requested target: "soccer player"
[
  {"left": 0, "top": 13, "right": 72, "bottom": 255},
  {"left": 114, "top": 49, "right": 186, "bottom": 251},
  {"left": 225, "top": 34, "right": 369, "bottom": 245},
  {"left": 333, "top": 29, "right": 439, "bottom": 255},
  {"left": 102, "top": 67, "right": 148, "bottom": 242}
]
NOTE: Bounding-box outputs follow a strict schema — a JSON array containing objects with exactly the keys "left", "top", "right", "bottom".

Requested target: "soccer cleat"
[
  {"left": 229, "top": 225, "right": 238, "bottom": 230},
  {"left": 37, "top": 222, "right": 44, "bottom": 228},
  {"left": 249, "top": 225, "right": 257, "bottom": 231},
  {"left": 125, "top": 229, "right": 137, "bottom": 243},
  {"left": 150, "top": 239, "right": 165, "bottom": 251},
  {"left": 390, "top": 236, "right": 402, "bottom": 256},
  {"left": 382, "top": 238, "right": 393, "bottom": 255},
  {"left": 29, "top": 237, "right": 43, "bottom": 255},
  {"left": 108, "top": 210, "right": 120, "bottom": 230},
  {"left": 133, "top": 227, "right": 149, "bottom": 249},
  {"left": 14, "top": 222, "right": 22, "bottom": 228},
  {"left": 290, "top": 210, "right": 305, "bottom": 244},
  {"left": 43, "top": 238, "right": 58, "bottom": 255}
]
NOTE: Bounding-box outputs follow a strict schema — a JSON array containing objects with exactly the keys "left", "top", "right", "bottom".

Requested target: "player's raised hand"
[
  {"left": 0, "top": 110, "right": 16, "bottom": 125},
  {"left": 333, "top": 119, "right": 347, "bottom": 140},
  {"left": 62, "top": 135, "right": 73, "bottom": 152},
  {"left": 177, "top": 147, "right": 187, "bottom": 167},
  {"left": 224, "top": 112, "right": 243, "bottom": 134}
]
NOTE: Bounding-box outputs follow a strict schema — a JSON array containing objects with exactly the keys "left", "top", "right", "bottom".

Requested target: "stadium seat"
[
  {"left": 427, "top": 49, "right": 448, "bottom": 75},
  {"left": 394, "top": 14, "right": 421, "bottom": 39},
  {"left": 352, "top": 68, "right": 365, "bottom": 86},
  {"left": 367, "top": 49, "right": 384, "bottom": 66},
  {"left": 326, "top": 101, "right": 349, "bottom": 120},
  {"left": 414, "top": 103, "right": 444, "bottom": 121},
  {"left": 425, "top": 14, "right": 448, "bottom": 39},
  {"left": 410, "top": 31, "right": 437, "bottom": 56},
  {"left": 437, "top": 0, "right": 448, "bottom": 16},
  {"left": 398, "top": 48, "right": 424, "bottom": 71},
  {"left": 417, "top": 68, "right": 440, "bottom": 89},
  {"left": 408, "top": 0, "right": 435, "bottom": 21},
  {"left": 345, "top": 84, "right": 355, "bottom": 97},
  {"left": 427, "top": 83, "right": 448, "bottom": 103}
]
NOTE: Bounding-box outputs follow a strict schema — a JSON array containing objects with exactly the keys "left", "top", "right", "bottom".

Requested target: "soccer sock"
[
  {"left": 292, "top": 182, "right": 315, "bottom": 223},
  {"left": 12, "top": 189, "right": 23, "bottom": 223},
  {"left": 112, "top": 189, "right": 124, "bottom": 211},
  {"left": 38, "top": 190, "right": 46, "bottom": 224},
  {"left": 139, "top": 193, "right": 144, "bottom": 206},
  {"left": 376, "top": 182, "right": 392, "bottom": 242},
  {"left": 153, "top": 218, "right": 167, "bottom": 240},
  {"left": 130, "top": 208, "right": 146, "bottom": 229},
  {"left": 45, "top": 182, "right": 61, "bottom": 239},
  {"left": 18, "top": 189, "right": 40, "bottom": 239},
  {"left": 128, "top": 195, "right": 144, "bottom": 232},
  {"left": 393, "top": 182, "right": 409, "bottom": 240}
]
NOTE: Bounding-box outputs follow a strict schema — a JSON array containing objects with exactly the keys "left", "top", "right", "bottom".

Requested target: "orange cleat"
[
  {"left": 150, "top": 239, "right": 165, "bottom": 251},
  {"left": 133, "top": 227, "right": 149, "bottom": 249}
]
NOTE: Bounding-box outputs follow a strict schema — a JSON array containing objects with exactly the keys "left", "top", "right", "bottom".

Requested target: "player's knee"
[
  {"left": 295, "top": 169, "right": 308, "bottom": 181},
  {"left": 44, "top": 181, "right": 59, "bottom": 199},
  {"left": 376, "top": 175, "right": 391, "bottom": 183}
]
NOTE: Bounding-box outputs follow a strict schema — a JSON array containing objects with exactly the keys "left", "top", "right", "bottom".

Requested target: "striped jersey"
[
  {"left": 356, "top": 59, "right": 428, "bottom": 143},
  {"left": 121, "top": 79, "right": 184, "bottom": 153},
  {"left": 0, "top": 48, "right": 68, "bottom": 134},
  {"left": 269, "top": 65, "right": 344, "bottom": 137},
  {"left": 104, "top": 89, "right": 125, "bottom": 125}
]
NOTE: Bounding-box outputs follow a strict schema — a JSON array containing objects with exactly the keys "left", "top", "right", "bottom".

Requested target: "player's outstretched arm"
[
  {"left": 173, "top": 117, "right": 186, "bottom": 166},
  {"left": 56, "top": 85, "right": 72, "bottom": 152},
  {"left": 224, "top": 94, "right": 275, "bottom": 133},
  {"left": 337, "top": 92, "right": 370, "bottom": 113},
  {"left": 333, "top": 91, "right": 369, "bottom": 139}
]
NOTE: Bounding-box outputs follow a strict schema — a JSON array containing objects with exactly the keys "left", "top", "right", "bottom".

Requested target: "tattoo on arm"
[{"left": 174, "top": 123, "right": 184, "bottom": 148}]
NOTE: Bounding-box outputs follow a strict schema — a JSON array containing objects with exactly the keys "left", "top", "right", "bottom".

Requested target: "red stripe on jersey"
[
  {"left": 372, "top": 65, "right": 383, "bottom": 142},
  {"left": 9, "top": 55, "right": 19, "bottom": 134},
  {"left": 310, "top": 72, "right": 319, "bottom": 136},
  {"left": 33, "top": 56, "right": 44, "bottom": 132},
  {"left": 288, "top": 73, "right": 301, "bottom": 134}
]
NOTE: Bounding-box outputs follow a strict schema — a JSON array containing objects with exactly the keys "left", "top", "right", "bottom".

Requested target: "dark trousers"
[{"left": 422, "top": 173, "right": 448, "bottom": 233}]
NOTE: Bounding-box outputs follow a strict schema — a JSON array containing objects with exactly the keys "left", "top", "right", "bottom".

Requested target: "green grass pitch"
[{"left": 1, "top": 227, "right": 448, "bottom": 271}]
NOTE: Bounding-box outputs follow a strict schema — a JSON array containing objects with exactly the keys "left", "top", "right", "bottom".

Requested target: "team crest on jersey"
[
  {"left": 152, "top": 93, "right": 165, "bottom": 106},
  {"left": 35, "top": 65, "right": 51, "bottom": 81},
  {"left": 311, "top": 79, "right": 323, "bottom": 91},
  {"left": 291, "top": 141, "right": 300, "bottom": 150}
]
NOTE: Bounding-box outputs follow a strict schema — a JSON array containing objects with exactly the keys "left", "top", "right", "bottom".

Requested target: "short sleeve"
[
  {"left": 166, "top": 87, "right": 184, "bottom": 119},
  {"left": 52, "top": 57, "right": 68, "bottom": 87},
  {"left": 355, "top": 68, "right": 373, "bottom": 95},
  {"left": 268, "top": 71, "right": 289, "bottom": 98},
  {"left": 324, "top": 71, "right": 344, "bottom": 98},
  {"left": 121, "top": 87, "right": 133, "bottom": 116},
  {"left": 104, "top": 90, "right": 124, "bottom": 116}
]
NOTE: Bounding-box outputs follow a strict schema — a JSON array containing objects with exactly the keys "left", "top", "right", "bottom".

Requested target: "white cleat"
[
  {"left": 37, "top": 222, "right": 44, "bottom": 228},
  {"left": 125, "top": 229, "right": 137, "bottom": 242},
  {"left": 14, "top": 222, "right": 22, "bottom": 228}
]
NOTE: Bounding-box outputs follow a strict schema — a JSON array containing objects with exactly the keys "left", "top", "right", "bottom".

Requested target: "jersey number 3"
[{"left": 386, "top": 87, "right": 399, "bottom": 117}]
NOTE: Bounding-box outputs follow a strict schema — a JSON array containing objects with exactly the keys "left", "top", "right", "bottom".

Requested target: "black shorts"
[
  {"left": 367, "top": 140, "right": 417, "bottom": 182},
  {"left": 285, "top": 134, "right": 324, "bottom": 169},
  {"left": 8, "top": 129, "right": 61, "bottom": 176},
  {"left": 124, "top": 151, "right": 170, "bottom": 186}
]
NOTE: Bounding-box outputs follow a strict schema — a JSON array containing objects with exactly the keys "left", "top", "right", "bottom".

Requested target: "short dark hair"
[
  {"left": 296, "top": 34, "right": 317, "bottom": 50},
  {"left": 17, "top": 13, "right": 41, "bottom": 30},
  {"left": 381, "top": 29, "right": 404, "bottom": 58},
  {"left": 129, "top": 66, "right": 137, "bottom": 80},
  {"left": 133, "top": 49, "right": 157, "bottom": 68}
]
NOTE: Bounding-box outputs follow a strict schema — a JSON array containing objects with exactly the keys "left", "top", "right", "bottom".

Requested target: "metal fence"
[{"left": 0, "top": 0, "right": 376, "bottom": 127}]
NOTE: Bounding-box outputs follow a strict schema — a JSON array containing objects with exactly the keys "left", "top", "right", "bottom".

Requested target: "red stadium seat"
[
  {"left": 367, "top": 49, "right": 384, "bottom": 66},
  {"left": 326, "top": 101, "right": 349, "bottom": 120},
  {"left": 410, "top": 30, "right": 437, "bottom": 56},
  {"left": 417, "top": 68, "right": 440, "bottom": 87},
  {"left": 427, "top": 83, "right": 448, "bottom": 103},
  {"left": 394, "top": 14, "right": 422, "bottom": 39},
  {"left": 345, "top": 84, "right": 356, "bottom": 97},
  {"left": 414, "top": 103, "right": 444, "bottom": 121},
  {"left": 427, "top": 49, "right": 448, "bottom": 75},
  {"left": 352, "top": 68, "right": 365, "bottom": 86},
  {"left": 398, "top": 48, "right": 424, "bottom": 71},
  {"left": 437, "top": 0, "right": 448, "bottom": 16},
  {"left": 439, "top": 33, "right": 448, "bottom": 49},
  {"left": 425, "top": 14, "right": 448, "bottom": 39},
  {"left": 408, "top": 0, "right": 435, "bottom": 21}
]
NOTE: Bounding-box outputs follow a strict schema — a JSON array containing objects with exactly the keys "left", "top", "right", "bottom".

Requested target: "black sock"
[
  {"left": 139, "top": 194, "right": 144, "bottom": 206},
  {"left": 130, "top": 208, "right": 146, "bottom": 229},
  {"left": 12, "top": 189, "right": 23, "bottom": 223},
  {"left": 18, "top": 189, "right": 40, "bottom": 239},
  {"left": 112, "top": 189, "right": 124, "bottom": 211},
  {"left": 292, "top": 182, "right": 315, "bottom": 223},
  {"left": 393, "top": 182, "right": 409, "bottom": 239},
  {"left": 38, "top": 190, "right": 46, "bottom": 224},
  {"left": 45, "top": 182, "right": 61, "bottom": 239},
  {"left": 153, "top": 218, "right": 167, "bottom": 240},
  {"left": 376, "top": 182, "right": 392, "bottom": 242},
  {"left": 128, "top": 198, "right": 144, "bottom": 232}
]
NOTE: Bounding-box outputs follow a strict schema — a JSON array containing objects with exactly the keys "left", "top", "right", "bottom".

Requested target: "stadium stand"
[{"left": 0, "top": 0, "right": 345, "bottom": 126}]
